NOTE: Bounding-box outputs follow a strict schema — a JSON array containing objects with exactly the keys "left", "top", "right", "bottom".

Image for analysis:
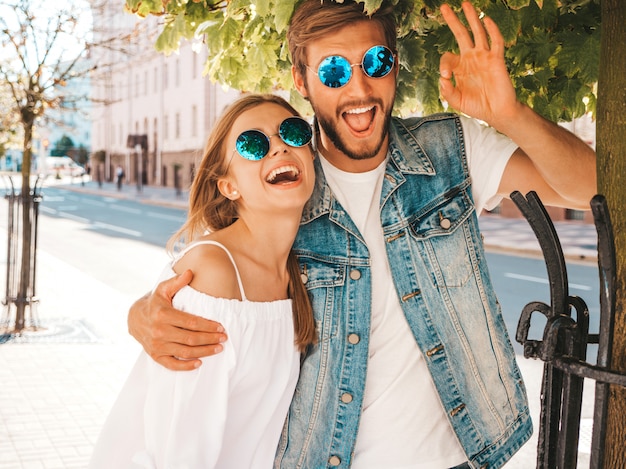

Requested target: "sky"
[{"left": 0, "top": 0, "right": 94, "bottom": 73}]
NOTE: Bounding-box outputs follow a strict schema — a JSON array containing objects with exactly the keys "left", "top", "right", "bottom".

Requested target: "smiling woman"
[{"left": 88, "top": 94, "right": 317, "bottom": 469}]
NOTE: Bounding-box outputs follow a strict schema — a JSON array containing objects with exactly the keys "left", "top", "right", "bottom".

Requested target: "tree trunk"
[
  {"left": 15, "top": 120, "right": 34, "bottom": 332},
  {"left": 597, "top": 0, "right": 626, "bottom": 465}
]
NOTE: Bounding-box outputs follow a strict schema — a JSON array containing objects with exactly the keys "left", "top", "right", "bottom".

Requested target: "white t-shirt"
[{"left": 318, "top": 117, "right": 517, "bottom": 469}]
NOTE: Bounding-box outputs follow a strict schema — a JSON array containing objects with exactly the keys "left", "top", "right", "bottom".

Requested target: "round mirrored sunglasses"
[
  {"left": 235, "top": 116, "right": 313, "bottom": 161},
  {"left": 307, "top": 45, "right": 395, "bottom": 89}
]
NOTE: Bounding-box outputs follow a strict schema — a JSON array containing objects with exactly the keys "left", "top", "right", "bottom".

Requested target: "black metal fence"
[
  {"left": 0, "top": 175, "right": 44, "bottom": 338},
  {"left": 513, "top": 191, "right": 626, "bottom": 468}
]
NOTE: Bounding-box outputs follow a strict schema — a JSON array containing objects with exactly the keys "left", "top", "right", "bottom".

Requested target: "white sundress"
[{"left": 89, "top": 241, "right": 300, "bottom": 469}]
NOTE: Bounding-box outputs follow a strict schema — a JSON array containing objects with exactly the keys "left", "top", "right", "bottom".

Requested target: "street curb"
[
  {"left": 54, "top": 182, "right": 189, "bottom": 210},
  {"left": 483, "top": 243, "right": 598, "bottom": 264}
]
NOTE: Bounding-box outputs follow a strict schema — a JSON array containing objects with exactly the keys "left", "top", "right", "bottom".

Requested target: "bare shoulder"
[{"left": 172, "top": 242, "right": 242, "bottom": 300}]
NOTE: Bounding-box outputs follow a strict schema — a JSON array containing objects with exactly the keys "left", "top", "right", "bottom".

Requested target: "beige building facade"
[{"left": 89, "top": 3, "right": 240, "bottom": 190}]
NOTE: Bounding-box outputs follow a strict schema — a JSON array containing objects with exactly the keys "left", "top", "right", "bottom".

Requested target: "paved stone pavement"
[{"left": 0, "top": 177, "right": 600, "bottom": 468}]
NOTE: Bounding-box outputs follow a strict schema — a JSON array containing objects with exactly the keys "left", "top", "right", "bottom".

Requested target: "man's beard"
[{"left": 313, "top": 102, "right": 392, "bottom": 161}]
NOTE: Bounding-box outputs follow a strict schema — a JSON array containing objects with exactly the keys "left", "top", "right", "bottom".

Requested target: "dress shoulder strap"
[{"left": 175, "top": 240, "right": 247, "bottom": 301}]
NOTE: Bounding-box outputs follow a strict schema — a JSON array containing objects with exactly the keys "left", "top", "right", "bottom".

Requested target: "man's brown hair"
[{"left": 287, "top": 0, "right": 397, "bottom": 87}]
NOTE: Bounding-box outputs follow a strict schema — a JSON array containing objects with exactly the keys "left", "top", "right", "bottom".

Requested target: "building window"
[
  {"left": 175, "top": 58, "right": 180, "bottom": 87},
  {"left": 144, "top": 71, "right": 148, "bottom": 95},
  {"left": 153, "top": 118, "right": 158, "bottom": 151},
  {"left": 164, "top": 115, "right": 169, "bottom": 140},
  {"left": 163, "top": 63, "right": 168, "bottom": 89},
  {"left": 154, "top": 67, "right": 158, "bottom": 93},
  {"left": 191, "top": 105, "right": 197, "bottom": 137},
  {"left": 175, "top": 112, "right": 180, "bottom": 139}
]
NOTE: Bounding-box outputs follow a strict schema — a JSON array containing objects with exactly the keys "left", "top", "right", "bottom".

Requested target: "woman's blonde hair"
[{"left": 168, "top": 93, "right": 316, "bottom": 352}]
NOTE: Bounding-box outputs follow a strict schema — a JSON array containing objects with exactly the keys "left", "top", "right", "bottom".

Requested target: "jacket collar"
[{"left": 300, "top": 117, "right": 437, "bottom": 224}]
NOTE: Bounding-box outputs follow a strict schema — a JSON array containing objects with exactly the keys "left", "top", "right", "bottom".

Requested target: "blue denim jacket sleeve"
[{"left": 275, "top": 114, "right": 532, "bottom": 469}]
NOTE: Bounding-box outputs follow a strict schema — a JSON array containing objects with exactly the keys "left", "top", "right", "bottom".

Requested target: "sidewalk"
[
  {"left": 0, "top": 177, "right": 598, "bottom": 468},
  {"left": 53, "top": 178, "right": 190, "bottom": 210}
]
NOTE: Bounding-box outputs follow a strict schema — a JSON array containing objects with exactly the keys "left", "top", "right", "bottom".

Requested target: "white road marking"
[
  {"left": 82, "top": 199, "right": 107, "bottom": 208},
  {"left": 147, "top": 211, "right": 184, "bottom": 222},
  {"left": 59, "top": 212, "right": 90, "bottom": 223},
  {"left": 42, "top": 205, "right": 142, "bottom": 236},
  {"left": 93, "top": 222, "right": 142, "bottom": 237},
  {"left": 505, "top": 272, "right": 592, "bottom": 291},
  {"left": 40, "top": 206, "right": 57, "bottom": 215},
  {"left": 110, "top": 205, "right": 141, "bottom": 214}
]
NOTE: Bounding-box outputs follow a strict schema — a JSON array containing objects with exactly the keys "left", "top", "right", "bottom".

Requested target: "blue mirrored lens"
[
  {"left": 279, "top": 117, "right": 312, "bottom": 147},
  {"left": 316, "top": 45, "right": 394, "bottom": 88},
  {"left": 236, "top": 130, "right": 269, "bottom": 160},
  {"left": 363, "top": 45, "right": 394, "bottom": 78},
  {"left": 235, "top": 118, "right": 311, "bottom": 161},
  {"left": 318, "top": 56, "right": 352, "bottom": 88}
]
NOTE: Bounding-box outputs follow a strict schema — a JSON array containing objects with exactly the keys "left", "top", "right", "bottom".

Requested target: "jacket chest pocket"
[
  {"left": 297, "top": 257, "right": 347, "bottom": 340},
  {"left": 408, "top": 189, "right": 476, "bottom": 288}
]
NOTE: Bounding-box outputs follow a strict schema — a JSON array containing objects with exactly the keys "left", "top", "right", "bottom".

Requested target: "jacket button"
[
  {"left": 341, "top": 392, "right": 353, "bottom": 403},
  {"left": 440, "top": 218, "right": 451, "bottom": 229},
  {"left": 384, "top": 174, "right": 396, "bottom": 184},
  {"left": 349, "top": 269, "right": 361, "bottom": 280},
  {"left": 329, "top": 455, "right": 341, "bottom": 466},
  {"left": 348, "top": 333, "right": 360, "bottom": 344}
]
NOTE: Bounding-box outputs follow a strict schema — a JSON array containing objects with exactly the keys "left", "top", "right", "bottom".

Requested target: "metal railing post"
[{"left": 512, "top": 191, "right": 626, "bottom": 469}]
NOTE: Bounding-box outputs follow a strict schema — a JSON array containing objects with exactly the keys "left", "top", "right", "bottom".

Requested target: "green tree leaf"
[{"left": 127, "top": 0, "right": 601, "bottom": 122}]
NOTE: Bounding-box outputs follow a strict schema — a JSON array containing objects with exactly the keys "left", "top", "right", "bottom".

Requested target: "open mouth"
[
  {"left": 343, "top": 106, "right": 375, "bottom": 133},
  {"left": 266, "top": 165, "right": 301, "bottom": 185}
]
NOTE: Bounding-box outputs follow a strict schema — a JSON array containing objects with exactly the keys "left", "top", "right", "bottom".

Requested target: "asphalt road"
[{"left": 33, "top": 186, "right": 601, "bottom": 356}]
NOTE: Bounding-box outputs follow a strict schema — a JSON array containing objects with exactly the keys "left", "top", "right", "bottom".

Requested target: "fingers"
[
  {"left": 441, "top": 2, "right": 501, "bottom": 52},
  {"left": 439, "top": 52, "right": 461, "bottom": 107},
  {"left": 156, "top": 269, "right": 194, "bottom": 300},
  {"left": 152, "top": 343, "right": 226, "bottom": 371},
  {"left": 156, "top": 356, "right": 202, "bottom": 371},
  {"left": 483, "top": 16, "right": 504, "bottom": 56},
  {"left": 439, "top": 50, "right": 459, "bottom": 80},
  {"left": 150, "top": 317, "right": 227, "bottom": 347},
  {"left": 461, "top": 1, "right": 489, "bottom": 49},
  {"left": 146, "top": 321, "right": 228, "bottom": 371},
  {"left": 440, "top": 3, "right": 473, "bottom": 50}
]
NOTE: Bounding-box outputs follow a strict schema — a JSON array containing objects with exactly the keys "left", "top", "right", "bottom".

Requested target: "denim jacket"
[{"left": 276, "top": 114, "right": 532, "bottom": 469}]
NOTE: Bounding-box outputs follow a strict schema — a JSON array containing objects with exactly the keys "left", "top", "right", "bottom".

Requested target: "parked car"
[{"left": 44, "top": 156, "right": 85, "bottom": 178}]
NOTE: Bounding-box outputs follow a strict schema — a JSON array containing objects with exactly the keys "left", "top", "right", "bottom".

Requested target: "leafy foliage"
[
  {"left": 125, "top": 0, "right": 600, "bottom": 121},
  {"left": 0, "top": 82, "right": 21, "bottom": 153},
  {"left": 50, "top": 135, "right": 76, "bottom": 157}
]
